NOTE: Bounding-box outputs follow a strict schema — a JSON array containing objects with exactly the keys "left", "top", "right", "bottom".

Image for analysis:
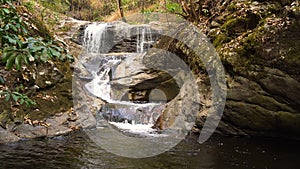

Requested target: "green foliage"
[
  {"left": 0, "top": 76, "right": 4, "bottom": 84},
  {"left": 1, "top": 38, "right": 70, "bottom": 70},
  {"left": 0, "top": 1, "right": 28, "bottom": 41},
  {"left": 165, "top": 0, "right": 182, "bottom": 13},
  {"left": 0, "top": 0, "right": 73, "bottom": 107},
  {"left": 140, "top": 0, "right": 182, "bottom": 16},
  {"left": 0, "top": 0, "right": 73, "bottom": 71},
  {"left": 39, "top": 0, "right": 69, "bottom": 14},
  {"left": 0, "top": 89, "right": 36, "bottom": 106},
  {"left": 23, "top": 0, "right": 35, "bottom": 11}
]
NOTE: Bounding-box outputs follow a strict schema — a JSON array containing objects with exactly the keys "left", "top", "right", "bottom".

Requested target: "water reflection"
[{"left": 0, "top": 131, "right": 298, "bottom": 169}]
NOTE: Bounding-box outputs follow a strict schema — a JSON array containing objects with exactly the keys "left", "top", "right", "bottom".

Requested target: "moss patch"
[{"left": 213, "top": 33, "right": 231, "bottom": 49}]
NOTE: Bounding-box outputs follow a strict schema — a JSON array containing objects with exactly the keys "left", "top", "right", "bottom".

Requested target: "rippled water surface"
[{"left": 0, "top": 131, "right": 299, "bottom": 169}]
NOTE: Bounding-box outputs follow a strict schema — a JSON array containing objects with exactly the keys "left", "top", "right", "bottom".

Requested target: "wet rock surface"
[
  {"left": 75, "top": 21, "right": 162, "bottom": 53},
  {"left": 0, "top": 57, "right": 97, "bottom": 143},
  {"left": 157, "top": 0, "right": 300, "bottom": 139},
  {"left": 111, "top": 52, "right": 180, "bottom": 102},
  {"left": 0, "top": 108, "right": 96, "bottom": 144}
]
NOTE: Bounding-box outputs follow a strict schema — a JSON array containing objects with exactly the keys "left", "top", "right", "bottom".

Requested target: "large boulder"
[
  {"left": 155, "top": 0, "right": 300, "bottom": 139},
  {"left": 111, "top": 52, "right": 180, "bottom": 102}
]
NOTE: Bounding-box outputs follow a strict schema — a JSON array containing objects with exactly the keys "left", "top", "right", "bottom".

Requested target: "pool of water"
[{"left": 0, "top": 131, "right": 298, "bottom": 169}]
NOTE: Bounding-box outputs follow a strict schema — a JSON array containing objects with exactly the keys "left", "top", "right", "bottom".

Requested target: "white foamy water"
[
  {"left": 108, "top": 122, "right": 167, "bottom": 137},
  {"left": 136, "top": 26, "right": 153, "bottom": 53},
  {"left": 84, "top": 22, "right": 107, "bottom": 53},
  {"left": 84, "top": 58, "right": 122, "bottom": 101}
]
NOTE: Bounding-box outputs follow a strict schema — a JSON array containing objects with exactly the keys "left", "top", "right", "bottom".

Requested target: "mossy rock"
[
  {"left": 221, "top": 13, "right": 260, "bottom": 37},
  {"left": 29, "top": 60, "right": 73, "bottom": 120},
  {"left": 275, "top": 111, "right": 300, "bottom": 135},
  {"left": 212, "top": 33, "right": 231, "bottom": 48},
  {"left": 0, "top": 110, "right": 13, "bottom": 129}
]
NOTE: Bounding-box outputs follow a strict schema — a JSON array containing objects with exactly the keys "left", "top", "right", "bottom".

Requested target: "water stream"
[
  {"left": 82, "top": 22, "right": 165, "bottom": 137},
  {"left": 0, "top": 131, "right": 298, "bottom": 169}
]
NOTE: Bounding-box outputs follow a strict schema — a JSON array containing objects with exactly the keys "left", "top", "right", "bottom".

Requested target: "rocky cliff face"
[
  {"left": 3, "top": 0, "right": 298, "bottom": 143},
  {"left": 157, "top": 0, "right": 300, "bottom": 138},
  {"left": 72, "top": 1, "right": 300, "bottom": 139}
]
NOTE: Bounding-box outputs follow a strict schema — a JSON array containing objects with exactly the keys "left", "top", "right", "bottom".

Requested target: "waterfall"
[
  {"left": 81, "top": 21, "right": 163, "bottom": 137},
  {"left": 136, "top": 26, "right": 153, "bottom": 53},
  {"left": 84, "top": 58, "right": 121, "bottom": 101},
  {"left": 83, "top": 22, "right": 154, "bottom": 54},
  {"left": 83, "top": 22, "right": 107, "bottom": 53}
]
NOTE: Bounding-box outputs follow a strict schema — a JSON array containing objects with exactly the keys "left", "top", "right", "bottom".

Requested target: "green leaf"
[
  {"left": 66, "top": 54, "right": 74, "bottom": 61},
  {"left": 20, "top": 98, "right": 24, "bottom": 105},
  {"left": 6, "top": 52, "right": 17, "bottom": 70},
  {"left": 10, "top": 24, "right": 17, "bottom": 32},
  {"left": 24, "top": 55, "right": 30, "bottom": 65},
  {"left": 30, "top": 46, "right": 45, "bottom": 52},
  {"left": 16, "top": 39, "right": 23, "bottom": 48},
  {"left": 3, "top": 35, "right": 17, "bottom": 44},
  {"left": 28, "top": 100, "right": 36, "bottom": 105},
  {"left": 0, "top": 76, "right": 4, "bottom": 84},
  {"left": 4, "top": 24, "right": 10, "bottom": 31},
  {"left": 15, "top": 23, "right": 20, "bottom": 29},
  {"left": 15, "top": 54, "right": 23, "bottom": 70},
  {"left": 1, "top": 51, "right": 12, "bottom": 62},
  {"left": 27, "top": 37, "right": 38, "bottom": 43},
  {"left": 6, "top": 0, "right": 13, "bottom": 6},
  {"left": 2, "top": 8, "right": 10, "bottom": 14},
  {"left": 3, "top": 46, "right": 16, "bottom": 53},
  {"left": 49, "top": 47, "right": 61, "bottom": 57},
  {"left": 12, "top": 91, "right": 21, "bottom": 96},
  {"left": 21, "top": 26, "right": 28, "bottom": 34},
  {"left": 11, "top": 93, "right": 18, "bottom": 102},
  {"left": 24, "top": 99, "right": 36, "bottom": 107},
  {"left": 40, "top": 49, "right": 48, "bottom": 62},
  {"left": 5, "top": 93, "right": 11, "bottom": 101},
  {"left": 50, "top": 45, "right": 62, "bottom": 51}
]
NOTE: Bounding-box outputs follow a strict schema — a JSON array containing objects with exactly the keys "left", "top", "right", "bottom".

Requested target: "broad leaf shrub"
[{"left": 0, "top": 0, "right": 73, "bottom": 106}]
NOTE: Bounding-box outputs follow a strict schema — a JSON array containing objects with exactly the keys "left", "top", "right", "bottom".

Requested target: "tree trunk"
[
  {"left": 117, "top": 0, "right": 126, "bottom": 22},
  {"left": 140, "top": 0, "right": 145, "bottom": 13}
]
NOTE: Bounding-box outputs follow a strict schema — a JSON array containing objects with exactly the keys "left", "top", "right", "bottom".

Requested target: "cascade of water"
[
  {"left": 84, "top": 57, "right": 121, "bottom": 101},
  {"left": 136, "top": 27, "right": 140, "bottom": 53},
  {"left": 146, "top": 27, "right": 153, "bottom": 51},
  {"left": 82, "top": 22, "right": 163, "bottom": 136},
  {"left": 136, "top": 26, "right": 153, "bottom": 53},
  {"left": 96, "top": 102, "right": 164, "bottom": 136},
  {"left": 84, "top": 22, "right": 155, "bottom": 54},
  {"left": 83, "top": 22, "right": 107, "bottom": 53}
]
